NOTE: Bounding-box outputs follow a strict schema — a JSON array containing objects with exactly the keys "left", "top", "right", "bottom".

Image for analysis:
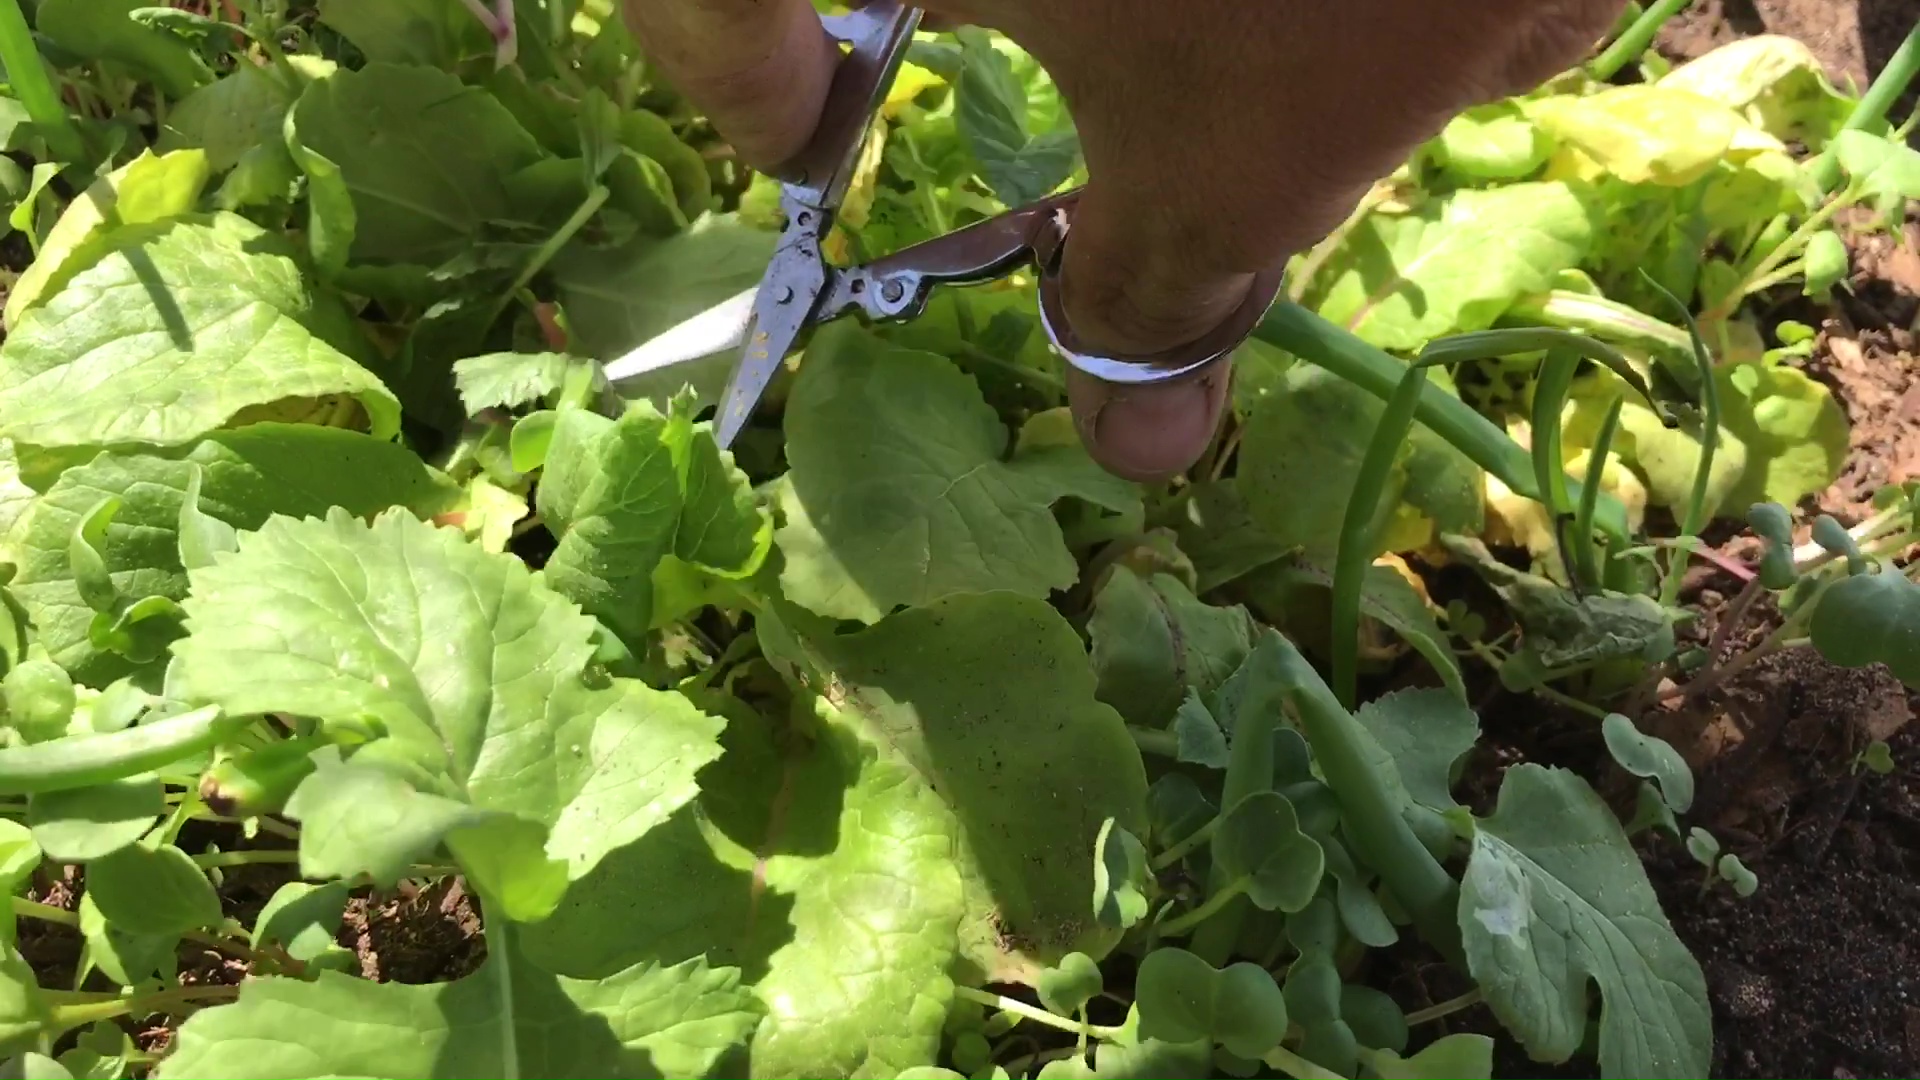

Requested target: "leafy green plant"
[{"left": 0, "top": 2, "right": 1912, "bottom": 1078}]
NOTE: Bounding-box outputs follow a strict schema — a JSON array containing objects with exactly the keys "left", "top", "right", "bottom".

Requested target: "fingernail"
[{"left": 1069, "top": 367, "right": 1228, "bottom": 483}]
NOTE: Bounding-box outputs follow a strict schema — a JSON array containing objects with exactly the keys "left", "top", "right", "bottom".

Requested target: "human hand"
[{"left": 621, "top": 0, "right": 1629, "bottom": 481}]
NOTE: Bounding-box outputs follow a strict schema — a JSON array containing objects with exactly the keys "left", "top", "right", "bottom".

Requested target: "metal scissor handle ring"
[{"left": 1034, "top": 213, "right": 1287, "bottom": 386}]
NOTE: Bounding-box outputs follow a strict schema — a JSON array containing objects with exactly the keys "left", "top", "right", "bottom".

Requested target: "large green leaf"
[
  {"left": 522, "top": 694, "right": 966, "bottom": 1079},
  {"left": 1459, "top": 765, "right": 1710, "bottom": 1078},
  {"left": 952, "top": 30, "right": 1080, "bottom": 205},
  {"left": 536, "top": 398, "right": 770, "bottom": 640},
  {"left": 157, "top": 929, "right": 761, "bottom": 1079},
  {"left": 1238, "top": 364, "right": 1481, "bottom": 558},
  {"left": 6, "top": 426, "right": 456, "bottom": 687},
  {"left": 1087, "top": 566, "right": 1255, "bottom": 728},
  {"left": 169, "top": 509, "right": 724, "bottom": 919},
  {"left": 37, "top": 0, "right": 210, "bottom": 99},
  {"left": 1659, "top": 35, "right": 1852, "bottom": 145},
  {"left": 0, "top": 215, "right": 399, "bottom": 454},
  {"left": 1809, "top": 570, "right": 1920, "bottom": 687},
  {"left": 1309, "top": 182, "right": 1593, "bottom": 350},
  {"left": 3, "top": 148, "right": 212, "bottom": 327},
  {"left": 314, "top": 0, "right": 494, "bottom": 68},
  {"left": 1352, "top": 689, "right": 1479, "bottom": 816},
  {"left": 156, "top": 64, "right": 304, "bottom": 209},
  {"left": 776, "top": 324, "right": 1136, "bottom": 622},
  {"left": 285, "top": 62, "right": 545, "bottom": 267},
  {"left": 1529, "top": 84, "right": 1766, "bottom": 187}
]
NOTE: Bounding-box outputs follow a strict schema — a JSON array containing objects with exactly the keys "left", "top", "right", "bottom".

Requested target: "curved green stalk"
[
  {"left": 1254, "top": 630, "right": 1463, "bottom": 964},
  {"left": 1810, "top": 18, "right": 1920, "bottom": 192},
  {"left": 1252, "top": 302, "right": 1632, "bottom": 543},
  {"left": 0, "top": 0, "right": 86, "bottom": 166},
  {"left": 1638, "top": 272, "right": 1719, "bottom": 606},
  {"left": 1530, "top": 348, "right": 1582, "bottom": 586},
  {"left": 1501, "top": 290, "right": 1695, "bottom": 367},
  {"left": 1421, "top": 327, "right": 1677, "bottom": 422},
  {"left": 1574, "top": 393, "right": 1627, "bottom": 589},
  {"left": 1587, "top": 0, "right": 1692, "bottom": 82},
  {"left": 1331, "top": 361, "right": 1429, "bottom": 708}
]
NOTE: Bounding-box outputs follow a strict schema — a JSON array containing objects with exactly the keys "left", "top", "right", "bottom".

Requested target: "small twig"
[{"left": 951, "top": 986, "right": 1123, "bottom": 1042}]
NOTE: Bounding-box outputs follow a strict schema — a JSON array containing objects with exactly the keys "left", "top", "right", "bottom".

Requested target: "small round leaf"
[
  {"left": 1134, "top": 947, "right": 1288, "bottom": 1060},
  {"left": 1036, "top": 951, "right": 1102, "bottom": 1017},
  {"left": 1213, "top": 792, "right": 1324, "bottom": 913},
  {"left": 1601, "top": 713, "right": 1694, "bottom": 813}
]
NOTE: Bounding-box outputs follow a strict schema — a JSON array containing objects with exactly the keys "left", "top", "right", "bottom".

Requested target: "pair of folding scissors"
[{"left": 605, "top": 0, "right": 1286, "bottom": 450}]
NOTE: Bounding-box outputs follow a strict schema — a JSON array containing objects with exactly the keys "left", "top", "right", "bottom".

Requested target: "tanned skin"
[{"left": 621, "top": 0, "right": 1630, "bottom": 481}]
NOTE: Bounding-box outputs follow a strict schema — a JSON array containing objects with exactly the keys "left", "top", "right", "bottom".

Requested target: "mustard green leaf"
[
  {"left": 776, "top": 324, "right": 1133, "bottom": 622},
  {"left": 155, "top": 65, "right": 296, "bottom": 175},
  {"left": 1658, "top": 34, "right": 1853, "bottom": 145},
  {"left": 314, "top": 0, "right": 494, "bottom": 68},
  {"left": 85, "top": 841, "right": 220, "bottom": 937},
  {"left": 1532, "top": 85, "right": 1766, "bottom": 186},
  {"left": 1809, "top": 570, "right": 1920, "bottom": 687},
  {"left": 1352, "top": 688, "right": 1479, "bottom": 816},
  {"left": 1087, "top": 565, "right": 1256, "bottom": 728},
  {"left": 157, "top": 931, "right": 762, "bottom": 1079},
  {"left": 536, "top": 399, "right": 772, "bottom": 640},
  {"left": 1460, "top": 765, "right": 1710, "bottom": 1078},
  {"left": 37, "top": 0, "right": 211, "bottom": 99},
  {"left": 285, "top": 63, "right": 545, "bottom": 267},
  {"left": 26, "top": 776, "right": 163, "bottom": 862},
  {"left": 1309, "top": 182, "right": 1592, "bottom": 351},
  {"left": 4, "top": 148, "right": 212, "bottom": 327},
  {"left": 1433, "top": 102, "right": 1552, "bottom": 180},
  {"left": 170, "top": 509, "right": 725, "bottom": 907},
  {"left": 0, "top": 214, "right": 400, "bottom": 455},
  {"left": 1831, "top": 130, "right": 1920, "bottom": 202},
  {"left": 7, "top": 426, "right": 456, "bottom": 687}
]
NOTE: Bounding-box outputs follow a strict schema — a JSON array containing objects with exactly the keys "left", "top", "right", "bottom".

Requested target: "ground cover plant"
[{"left": 0, "top": 0, "right": 1914, "bottom": 1077}]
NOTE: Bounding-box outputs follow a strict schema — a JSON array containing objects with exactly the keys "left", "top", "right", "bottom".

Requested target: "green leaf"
[
  {"left": 1831, "top": 129, "right": 1920, "bottom": 201},
  {"left": 523, "top": 697, "right": 965, "bottom": 1077},
  {"left": 1351, "top": 689, "right": 1479, "bottom": 815},
  {"left": 451, "top": 352, "right": 576, "bottom": 413},
  {"left": 1238, "top": 557, "right": 1467, "bottom": 702},
  {"left": 26, "top": 776, "right": 163, "bottom": 862},
  {"left": 37, "top": 0, "right": 210, "bottom": 99},
  {"left": 1171, "top": 691, "right": 1230, "bottom": 769},
  {"left": 7, "top": 426, "right": 456, "bottom": 686},
  {"left": 251, "top": 881, "right": 349, "bottom": 963},
  {"left": 315, "top": 0, "right": 494, "bottom": 68},
  {"left": 1213, "top": 792, "right": 1324, "bottom": 913},
  {"left": 1309, "top": 182, "right": 1593, "bottom": 351},
  {"left": 281, "top": 758, "right": 485, "bottom": 885},
  {"left": 76, "top": 891, "right": 175, "bottom": 986},
  {"left": 1088, "top": 566, "right": 1256, "bottom": 728},
  {"left": 1093, "top": 818, "right": 1150, "bottom": 931},
  {"left": 1360, "top": 1034, "right": 1495, "bottom": 1080},
  {"left": 536, "top": 399, "right": 772, "bottom": 639},
  {"left": 953, "top": 30, "right": 1079, "bottom": 205},
  {"left": 1810, "top": 570, "right": 1920, "bottom": 686},
  {"left": 1240, "top": 366, "right": 1481, "bottom": 562},
  {"left": 1658, "top": 34, "right": 1851, "bottom": 145},
  {"left": 1716, "top": 853, "right": 1758, "bottom": 897},
  {"left": 0, "top": 947, "right": 49, "bottom": 1058},
  {"left": 157, "top": 930, "right": 762, "bottom": 1080},
  {"left": 0, "top": 215, "right": 400, "bottom": 454},
  {"left": 1440, "top": 536, "right": 1674, "bottom": 670},
  {"left": 3, "top": 660, "right": 75, "bottom": 744},
  {"left": 1036, "top": 952, "right": 1103, "bottom": 1017},
  {"left": 553, "top": 217, "right": 774, "bottom": 379},
  {"left": 1685, "top": 826, "right": 1720, "bottom": 867},
  {"left": 155, "top": 63, "right": 298, "bottom": 182},
  {"left": 0, "top": 820, "right": 42, "bottom": 899},
  {"left": 286, "top": 63, "right": 545, "bottom": 267},
  {"left": 85, "top": 841, "right": 220, "bottom": 936},
  {"left": 1803, "top": 230, "right": 1848, "bottom": 294},
  {"left": 1134, "top": 948, "right": 1288, "bottom": 1060},
  {"left": 777, "top": 593, "right": 1150, "bottom": 974},
  {"left": 1459, "top": 764, "right": 1710, "bottom": 1078},
  {"left": 1530, "top": 84, "right": 1762, "bottom": 186},
  {"left": 0, "top": 1051, "right": 71, "bottom": 1079},
  {"left": 170, "top": 509, "right": 725, "bottom": 916},
  {"left": 3, "top": 149, "right": 212, "bottom": 327},
  {"left": 776, "top": 324, "right": 1138, "bottom": 622},
  {"left": 1601, "top": 713, "right": 1694, "bottom": 813},
  {"left": 1433, "top": 102, "right": 1552, "bottom": 180}
]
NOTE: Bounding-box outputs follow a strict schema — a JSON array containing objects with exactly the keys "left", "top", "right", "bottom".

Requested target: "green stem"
[
  {"left": 1588, "top": 0, "right": 1692, "bottom": 81},
  {"left": 45, "top": 983, "right": 240, "bottom": 1029},
  {"left": 1256, "top": 630, "right": 1463, "bottom": 964},
  {"left": 1531, "top": 348, "right": 1582, "bottom": 586},
  {"left": 951, "top": 986, "right": 1123, "bottom": 1041},
  {"left": 1639, "top": 273, "right": 1719, "bottom": 607},
  {"left": 12, "top": 896, "right": 75, "bottom": 926},
  {"left": 1500, "top": 290, "right": 1695, "bottom": 367},
  {"left": 1467, "top": 640, "right": 1609, "bottom": 719},
  {"left": 1811, "top": 18, "right": 1920, "bottom": 191},
  {"left": 1332, "top": 360, "right": 1429, "bottom": 707},
  {"left": 494, "top": 183, "right": 610, "bottom": 322},
  {"left": 1264, "top": 1043, "right": 1347, "bottom": 1080},
  {"left": 1156, "top": 877, "right": 1250, "bottom": 937},
  {"left": 1405, "top": 988, "right": 1484, "bottom": 1025},
  {"left": 192, "top": 849, "right": 299, "bottom": 869},
  {"left": 0, "top": 0, "right": 88, "bottom": 166},
  {"left": 1573, "top": 394, "right": 1626, "bottom": 589},
  {"left": 1252, "top": 303, "right": 1630, "bottom": 543},
  {"left": 1150, "top": 812, "right": 1225, "bottom": 872},
  {"left": 1713, "top": 188, "right": 1855, "bottom": 319},
  {"left": 1127, "top": 726, "right": 1177, "bottom": 759}
]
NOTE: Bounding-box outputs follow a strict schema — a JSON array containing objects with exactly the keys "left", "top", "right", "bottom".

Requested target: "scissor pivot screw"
[
  {"left": 881, "top": 280, "right": 905, "bottom": 304},
  {"left": 775, "top": 285, "right": 795, "bottom": 303}
]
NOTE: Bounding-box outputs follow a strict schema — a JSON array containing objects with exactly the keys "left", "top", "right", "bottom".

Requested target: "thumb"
[{"left": 622, "top": 0, "right": 838, "bottom": 169}]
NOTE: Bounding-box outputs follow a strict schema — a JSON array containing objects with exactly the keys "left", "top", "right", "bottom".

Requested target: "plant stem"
[
  {"left": 1264, "top": 1043, "right": 1347, "bottom": 1080},
  {"left": 951, "top": 986, "right": 1123, "bottom": 1042},
  {"left": 1467, "top": 641, "right": 1610, "bottom": 719},
  {"left": 13, "top": 896, "right": 75, "bottom": 927},
  {"left": 1711, "top": 189, "right": 1854, "bottom": 320},
  {"left": 494, "top": 184, "right": 610, "bottom": 323},
  {"left": 1405, "top": 989, "right": 1484, "bottom": 1025},
  {"left": 1639, "top": 273, "right": 1719, "bottom": 608},
  {"left": 1156, "top": 877, "right": 1250, "bottom": 937},
  {"left": 47, "top": 983, "right": 241, "bottom": 1029},
  {"left": 1150, "top": 812, "right": 1224, "bottom": 872},
  {"left": 1252, "top": 631, "right": 1463, "bottom": 965},
  {"left": 1333, "top": 361, "right": 1428, "bottom": 707},
  {"left": 1588, "top": 0, "right": 1692, "bottom": 81},
  {"left": 0, "top": 0, "right": 88, "bottom": 166},
  {"left": 1126, "top": 726, "right": 1177, "bottom": 759},
  {"left": 1252, "top": 303, "right": 1630, "bottom": 543},
  {"left": 1810, "top": 18, "right": 1920, "bottom": 191},
  {"left": 1574, "top": 394, "right": 1626, "bottom": 588},
  {"left": 192, "top": 849, "right": 299, "bottom": 869}
]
